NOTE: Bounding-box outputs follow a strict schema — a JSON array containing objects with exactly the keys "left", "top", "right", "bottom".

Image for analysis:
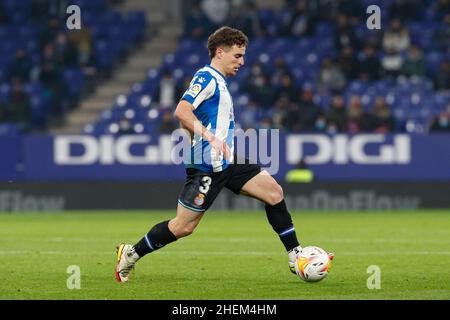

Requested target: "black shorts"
[{"left": 178, "top": 158, "right": 261, "bottom": 213}]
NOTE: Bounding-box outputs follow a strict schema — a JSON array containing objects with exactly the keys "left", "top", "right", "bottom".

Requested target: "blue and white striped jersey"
[{"left": 181, "top": 64, "right": 235, "bottom": 173}]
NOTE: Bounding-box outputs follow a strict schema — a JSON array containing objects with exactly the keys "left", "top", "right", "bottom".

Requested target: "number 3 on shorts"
[{"left": 199, "top": 176, "right": 212, "bottom": 194}]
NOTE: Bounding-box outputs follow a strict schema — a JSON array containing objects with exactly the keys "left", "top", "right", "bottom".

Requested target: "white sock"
[
  {"left": 288, "top": 245, "right": 303, "bottom": 262},
  {"left": 127, "top": 246, "right": 140, "bottom": 263}
]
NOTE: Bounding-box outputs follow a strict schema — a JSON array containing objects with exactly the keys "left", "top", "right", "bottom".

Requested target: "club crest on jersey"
[
  {"left": 186, "top": 83, "right": 202, "bottom": 97},
  {"left": 194, "top": 194, "right": 205, "bottom": 206}
]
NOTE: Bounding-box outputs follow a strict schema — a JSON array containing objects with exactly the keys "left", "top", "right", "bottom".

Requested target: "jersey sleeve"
[{"left": 181, "top": 71, "right": 216, "bottom": 109}]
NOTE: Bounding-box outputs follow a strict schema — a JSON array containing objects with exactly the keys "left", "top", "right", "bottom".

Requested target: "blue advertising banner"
[
  {"left": 0, "top": 133, "right": 449, "bottom": 181},
  {"left": 0, "top": 136, "right": 23, "bottom": 180}
]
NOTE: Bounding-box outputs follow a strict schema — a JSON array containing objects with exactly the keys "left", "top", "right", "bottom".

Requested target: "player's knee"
[
  {"left": 170, "top": 220, "right": 194, "bottom": 238},
  {"left": 181, "top": 226, "right": 195, "bottom": 237},
  {"left": 267, "top": 183, "right": 284, "bottom": 206},
  {"left": 174, "top": 223, "right": 196, "bottom": 238}
]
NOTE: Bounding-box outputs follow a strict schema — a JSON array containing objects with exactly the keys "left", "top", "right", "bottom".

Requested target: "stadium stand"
[
  {"left": 0, "top": 0, "right": 146, "bottom": 134},
  {"left": 1, "top": 0, "right": 450, "bottom": 137}
]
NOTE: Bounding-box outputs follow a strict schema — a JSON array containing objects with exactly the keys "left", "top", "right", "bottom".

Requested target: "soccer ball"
[{"left": 294, "top": 246, "right": 332, "bottom": 282}]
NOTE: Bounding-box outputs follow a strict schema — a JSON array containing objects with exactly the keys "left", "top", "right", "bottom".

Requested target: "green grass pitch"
[{"left": 0, "top": 210, "right": 449, "bottom": 300}]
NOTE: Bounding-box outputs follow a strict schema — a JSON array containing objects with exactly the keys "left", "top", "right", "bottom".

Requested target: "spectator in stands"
[
  {"left": 325, "top": 95, "right": 347, "bottom": 132},
  {"left": 39, "top": 43, "right": 68, "bottom": 117},
  {"left": 243, "top": 63, "right": 276, "bottom": 108},
  {"left": 270, "top": 57, "right": 293, "bottom": 87},
  {"left": 247, "top": 73, "right": 276, "bottom": 108},
  {"left": 285, "top": 159, "right": 314, "bottom": 183},
  {"left": 39, "top": 17, "right": 60, "bottom": 50},
  {"left": 5, "top": 80, "right": 32, "bottom": 131},
  {"left": 0, "top": 104, "right": 6, "bottom": 123},
  {"left": 240, "top": 100, "right": 258, "bottom": 131},
  {"left": 258, "top": 117, "right": 274, "bottom": 129},
  {"left": 336, "top": 0, "right": 364, "bottom": 25},
  {"left": 333, "top": 14, "right": 360, "bottom": 52},
  {"left": 382, "top": 48, "right": 404, "bottom": 79},
  {"left": 279, "top": 96, "right": 301, "bottom": 132},
  {"left": 430, "top": 110, "right": 450, "bottom": 132},
  {"left": 0, "top": 0, "right": 10, "bottom": 25},
  {"left": 298, "top": 88, "right": 321, "bottom": 132},
  {"left": 30, "top": 0, "right": 61, "bottom": 23},
  {"left": 337, "top": 46, "right": 359, "bottom": 80},
  {"left": 227, "top": 0, "right": 264, "bottom": 39},
  {"left": 274, "top": 73, "right": 298, "bottom": 102},
  {"left": 371, "top": 96, "right": 395, "bottom": 133},
  {"left": 65, "top": 28, "right": 98, "bottom": 94},
  {"left": 358, "top": 44, "right": 381, "bottom": 81},
  {"left": 400, "top": 45, "right": 426, "bottom": 79},
  {"left": 200, "top": 0, "right": 230, "bottom": 28},
  {"left": 183, "top": 0, "right": 214, "bottom": 39},
  {"left": 433, "top": 13, "right": 450, "bottom": 51},
  {"left": 389, "top": 0, "right": 424, "bottom": 22},
  {"left": 326, "top": 121, "right": 339, "bottom": 135},
  {"left": 158, "top": 110, "right": 178, "bottom": 134},
  {"left": 40, "top": 42, "right": 58, "bottom": 67},
  {"left": 54, "top": 32, "right": 79, "bottom": 68},
  {"left": 433, "top": 61, "right": 450, "bottom": 91},
  {"left": 117, "top": 117, "right": 137, "bottom": 135},
  {"left": 318, "top": 57, "right": 346, "bottom": 94},
  {"left": 431, "top": 0, "right": 450, "bottom": 21},
  {"left": 313, "top": 113, "right": 328, "bottom": 133},
  {"left": 382, "top": 18, "right": 410, "bottom": 52},
  {"left": 279, "top": 0, "right": 316, "bottom": 37},
  {"left": 8, "top": 49, "right": 32, "bottom": 83},
  {"left": 347, "top": 95, "right": 373, "bottom": 133},
  {"left": 155, "top": 70, "right": 183, "bottom": 109}
]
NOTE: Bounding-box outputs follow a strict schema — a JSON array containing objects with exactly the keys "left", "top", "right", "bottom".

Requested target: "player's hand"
[{"left": 208, "top": 136, "right": 231, "bottom": 161}]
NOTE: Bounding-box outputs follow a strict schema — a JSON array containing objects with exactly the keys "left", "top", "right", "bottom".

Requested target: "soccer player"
[{"left": 115, "top": 26, "right": 308, "bottom": 283}]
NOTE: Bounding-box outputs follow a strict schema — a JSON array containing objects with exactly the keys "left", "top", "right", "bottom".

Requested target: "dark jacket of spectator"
[
  {"left": 158, "top": 111, "right": 178, "bottom": 134},
  {"left": 243, "top": 63, "right": 276, "bottom": 108},
  {"left": 54, "top": 32, "right": 79, "bottom": 67},
  {"left": 183, "top": 1, "right": 215, "bottom": 39},
  {"left": 326, "top": 95, "right": 348, "bottom": 132},
  {"left": 338, "top": 46, "right": 360, "bottom": 80},
  {"left": 433, "top": 13, "right": 450, "bottom": 51},
  {"left": 279, "top": 0, "right": 315, "bottom": 37},
  {"left": 371, "top": 96, "right": 395, "bottom": 132},
  {"left": 430, "top": 111, "right": 450, "bottom": 132},
  {"left": 333, "top": 14, "right": 360, "bottom": 52},
  {"left": 227, "top": 0, "right": 264, "bottom": 39},
  {"left": 359, "top": 45, "right": 381, "bottom": 81},
  {"left": 400, "top": 45, "right": 426, "bottom": 78},
  {"left": 389, "top": 0, "right": 424, "bottom": 22},
  {"left": 5, "top": 81, "right": 32, "bottom": 128},
  {"left": 347, "top": 96, "right": 373, "bottom": 133},
  {"left": 8, "top": 49, "right": 32, "bottom": 82},
  {"left": 270, "top": 57, "right": 293, "bottom": 87},
  {"left": 0, "top": 1, "right": 10, "bottom": 25},
  {"left": 297, "top": 89, "right": 321, "bottom": 131},
  {"left": 274, "top": 74, "right": 299, "bottom": 102},
  {"left": 433, "top": 61, "right": 450, "bottom": 90}
]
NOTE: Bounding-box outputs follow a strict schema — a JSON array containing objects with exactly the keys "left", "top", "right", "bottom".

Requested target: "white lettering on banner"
[
  {"left": 54, "top": 134, "right": 411, "bottom": 166},
  {"left": 55, "top": 136, "right": 98, "bottom": 165},
  {"left": 54, "top": 135, "right": 173, "bottom": 165},
  {"left": 287, "top": 134, "right": 411, "bottom": 165}
]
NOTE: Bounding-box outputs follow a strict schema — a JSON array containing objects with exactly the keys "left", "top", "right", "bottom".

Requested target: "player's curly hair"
[{"left": 207, "top": 26, "right": 248, "bottom": 59}]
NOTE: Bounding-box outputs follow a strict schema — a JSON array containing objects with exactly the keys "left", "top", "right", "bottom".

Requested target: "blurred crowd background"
[{"left": 0, "top": 0, "right": 449, "bottom": 136}]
